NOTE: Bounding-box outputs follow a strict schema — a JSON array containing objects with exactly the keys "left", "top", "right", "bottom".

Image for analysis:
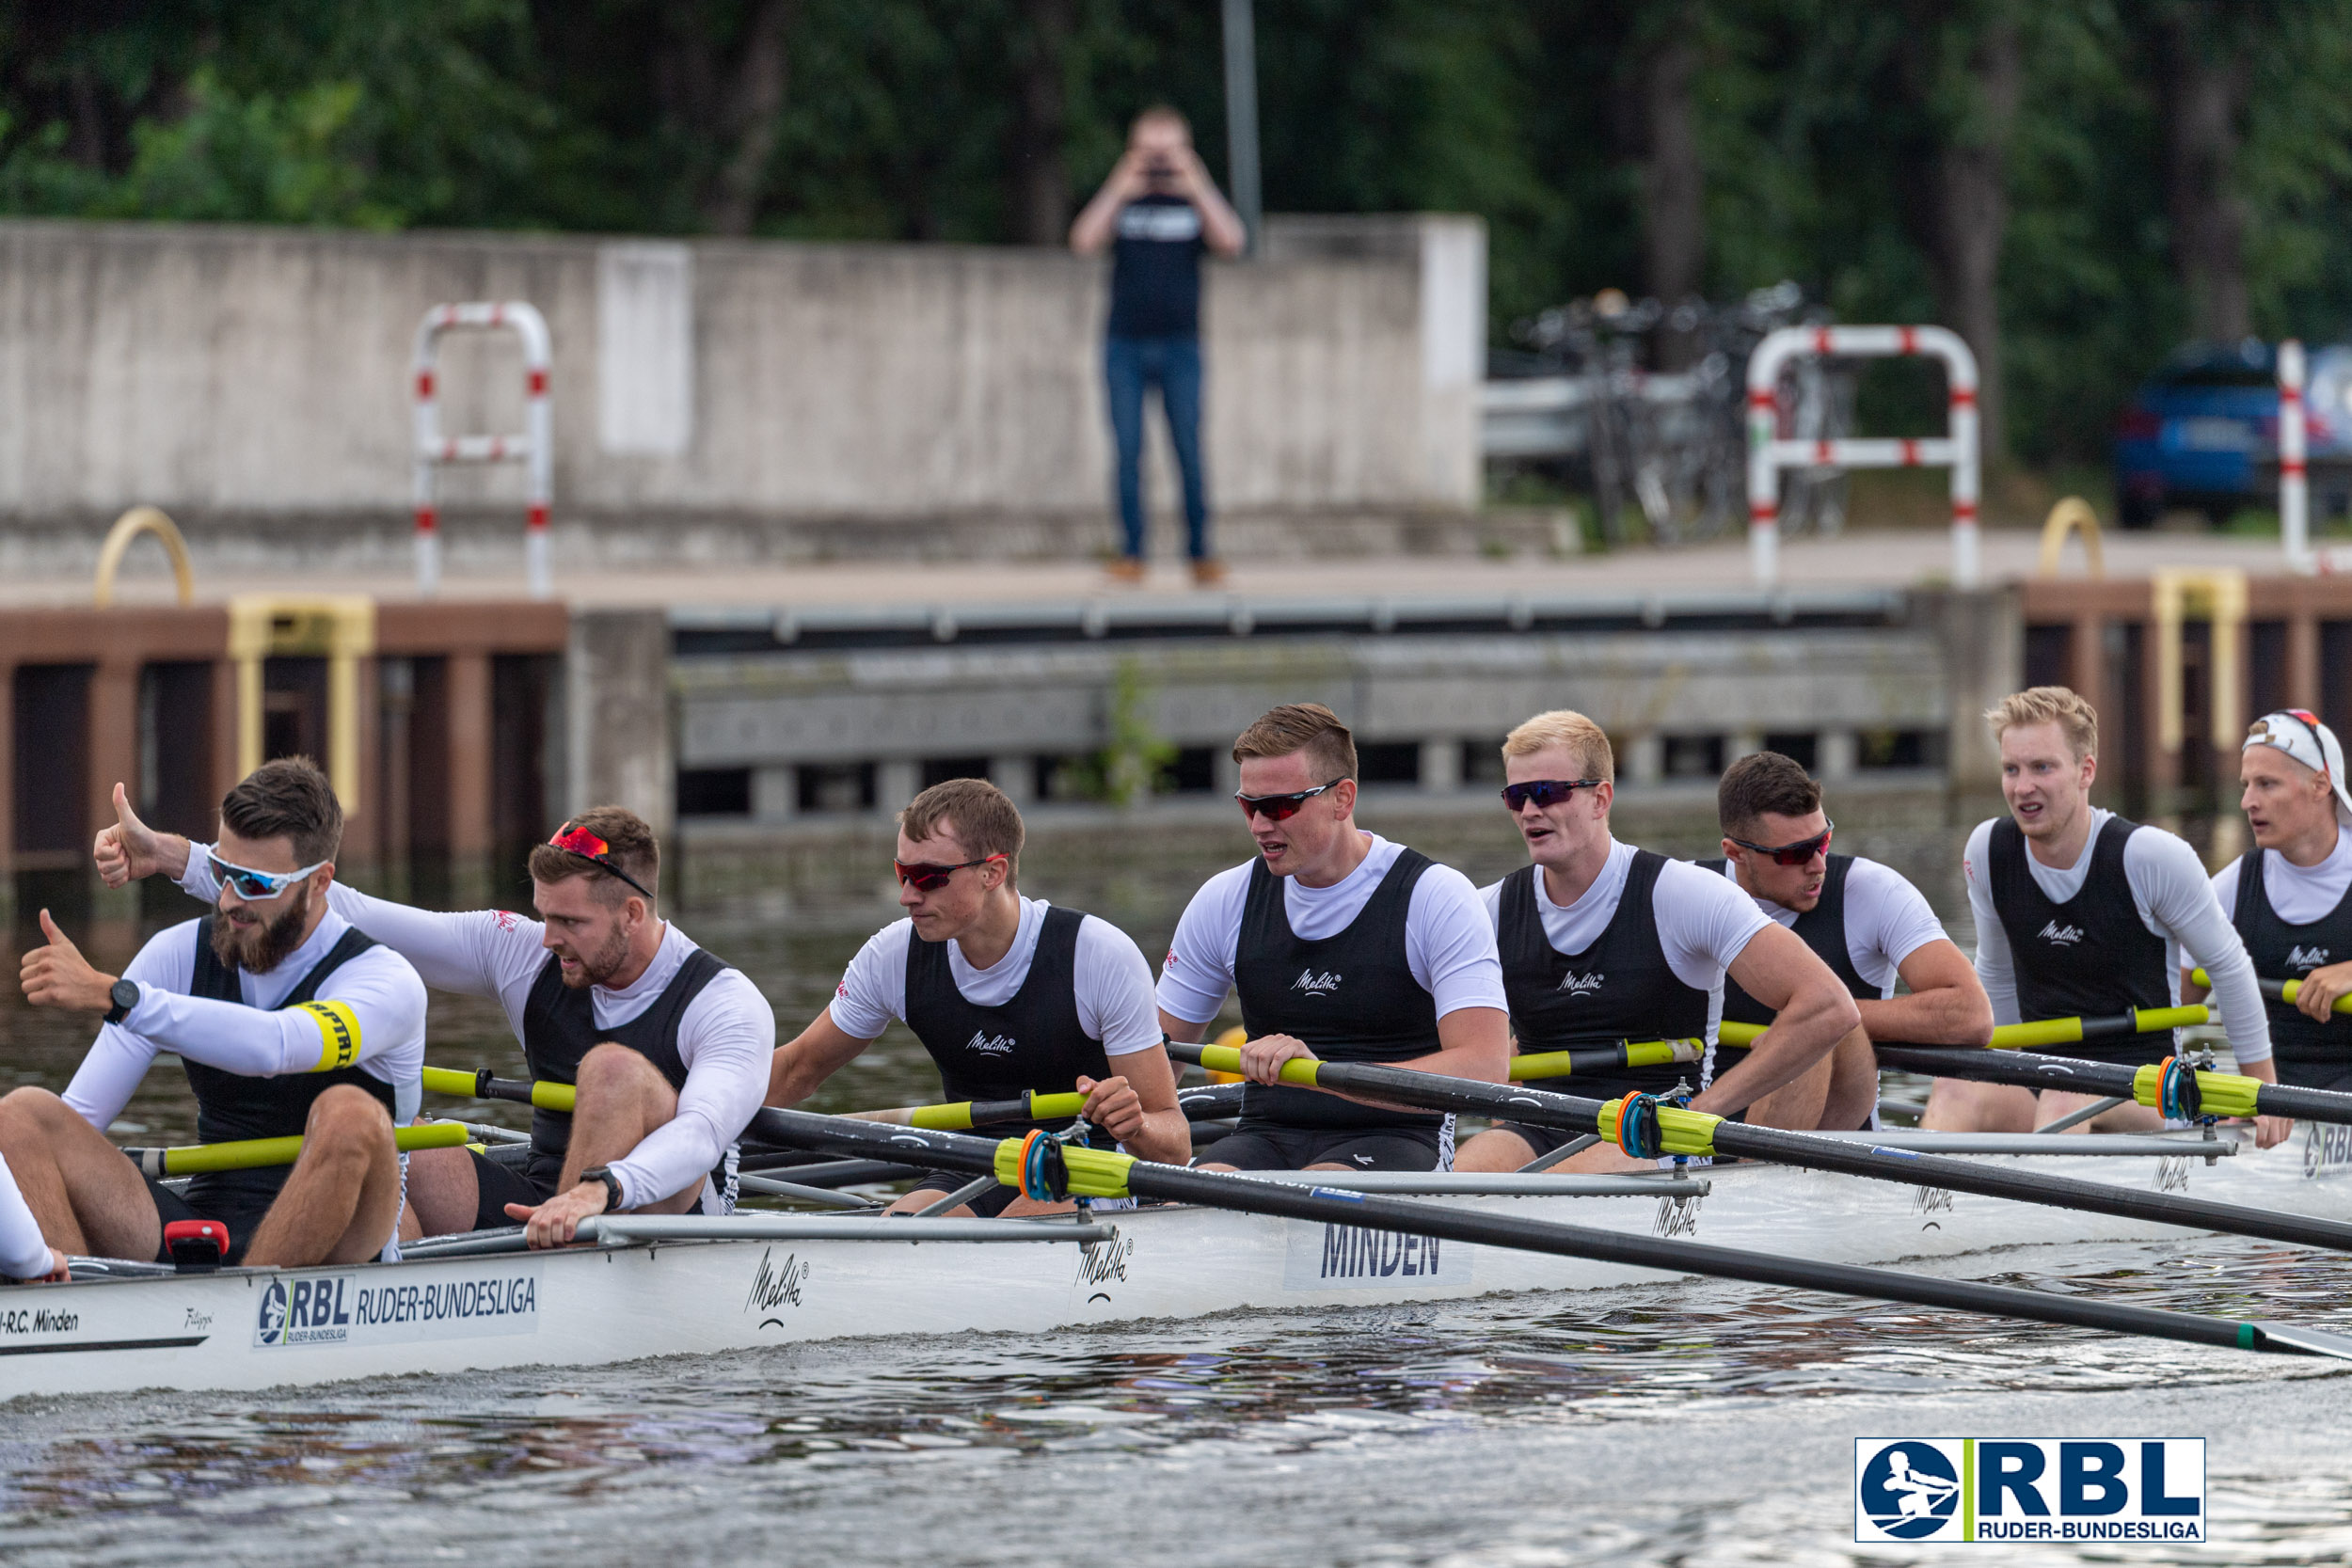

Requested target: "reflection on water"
[{"left": 7, "top": 816, "right": 2344, "bottom": 1567}]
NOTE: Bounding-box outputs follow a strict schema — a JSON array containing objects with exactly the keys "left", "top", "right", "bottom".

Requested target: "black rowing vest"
[
  {"left": 518, "top": 942, "right": 729, "bottom": 1191},
  {"left": 1500, "top": 853, "right": 1711, "bottom": 1101},
  {"left": 1988, "top": 815, "right": 2171, "bottom": 1064},
  {"left": 1701, "top": 855, "right": 1877, "bottom": 1026},
  {"left": 903, "top": 906, "right": 1111, "bottom": 1134},
  {"left": 2230, "top": 848, "right": 2352, "bottom": 1086},
  {"left": 1234, "top": 848, "right": 1444, "bottom": 1132},
  {"left": 183, "top": 915, "right": 393, "bottom": 1217}
]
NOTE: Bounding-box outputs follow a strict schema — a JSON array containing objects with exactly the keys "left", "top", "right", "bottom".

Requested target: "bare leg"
[
  {"left": 564, "top": 1043, "right": 702, "bottom": 1214},
  {"left": 2034, "top": 1088, "right": 2165, "bottom": 1134},
  {"left": 245, "top": 1085, "right": 404, "bottom": 1267},
  {"left": 401, "top": 1144, "right": 483, "bottom": 1236},
  {"left": 1452, "top": 1126, "right": 1650, "bottom": 1174},
  {"left": 1818, "top": 1028, "right": 1881, "bottom": 1131},
  {"left": 1746, "top": 1050, "right": 1833, "bottom": 1131},
  {"left": 1920, "top": 1077, "right": 2039, "bottom": 1132},
  {"left": 0, "top": 1087, "right": 165, "bottom": 1260}
]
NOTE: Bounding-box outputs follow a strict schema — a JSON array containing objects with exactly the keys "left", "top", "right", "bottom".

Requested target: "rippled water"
[{"left": 8, "top": 816, "right": 2344, "bottom": 1566}]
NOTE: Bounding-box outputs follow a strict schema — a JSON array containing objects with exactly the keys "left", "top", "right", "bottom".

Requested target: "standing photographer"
[{"left": 1070, "top": 104, "right": 1246, "bottom": 587}]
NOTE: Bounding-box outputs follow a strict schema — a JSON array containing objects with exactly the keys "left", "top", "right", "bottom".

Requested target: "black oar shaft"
[
  {"left": 1879, "top": 1044, "right": 2352, "bottom": 1126},
  {"left": 1164, "top": 1047, "right": 2352, "bottom": 1256},
  {"left": 742, "top": 1107, "right": 2311, "bottom": 1359}
]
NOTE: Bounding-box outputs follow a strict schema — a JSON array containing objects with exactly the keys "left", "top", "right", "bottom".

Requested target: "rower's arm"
[
  {"left": 0, "top": 1154, "right": 58, "bottom": 1282},
  {"left": 2132, "top": 832, "right": 2272, "bottom": 1063},
  {"left": 605, "top": 973, "right": 776, "bottom": 1210},
  {"left": 1157, "top": 1009, "right": 1211, "bottom": 1045},
  {"left": 1857, "top": 938, "right": 1994, "bottom": 1046},
  {"left": 1087, "top": 1043, "right": 1193, "bottom": 1164},
  {"left": 1699, "top": 924, "right": 1861, "bottom": 1117},
  {"left": 766, "top": 1006, "right": 877, "bottom": 1106},
  {"left": 116, "top": 952, "right": 427, "bottom": 1083}
]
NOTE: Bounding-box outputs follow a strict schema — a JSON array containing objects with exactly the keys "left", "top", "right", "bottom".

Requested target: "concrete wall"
[{"left": 0, "top": 214, "right": 1484, "bottom": 567}]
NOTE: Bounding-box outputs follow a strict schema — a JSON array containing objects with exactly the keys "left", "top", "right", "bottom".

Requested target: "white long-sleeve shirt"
[
  {"left": 0, "top": 1153, "right": 53, "bottom": 1280},
  {"left": 63, "top": 911, "right": 427, "bottom": 1132},
  {"left": 181, "top": 851, "right": 774, "bottom": 1211},
  {"left": 1963, "top": 812, "right": 2270, "bottom": 1062}
]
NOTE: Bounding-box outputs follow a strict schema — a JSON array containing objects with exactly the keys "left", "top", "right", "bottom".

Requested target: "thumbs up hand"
[
  {"left": 19, "top": 910, "right": 118, "bottom": 1013},
  {"left": 94, "top": 782, "right": 187, "bottom": 889}
]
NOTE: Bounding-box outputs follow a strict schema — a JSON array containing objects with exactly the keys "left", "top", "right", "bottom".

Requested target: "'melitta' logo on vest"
[
  {"left": 966, "top": 1030, "right": 1016, "bottom": 1055},
  {"left": 1556, "top": 971, "right": 1604, "bottom": 996},
  {"left": 2038, "top": 921, "right": 2085, "bottom": 946},
  {"left": 1292, "top": 970, "right": 1343, "bottom": 996},
  {"left": 2289, "top": 945, "right": 2331, "bottom": 970}
]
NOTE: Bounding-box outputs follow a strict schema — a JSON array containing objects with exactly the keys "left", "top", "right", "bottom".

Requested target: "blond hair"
[
  {"left": 1232, "top": 704, "right": 1358, "bottom": 781},
  {"left": 1985, "top": 686, "right": 2100, "bottom": 762},
  {"left": 1502, "top": 710, "right": 1616, "bottom": 783},
  {"left": 899, "top": 777, "right": 1025, "bottom": 873}
]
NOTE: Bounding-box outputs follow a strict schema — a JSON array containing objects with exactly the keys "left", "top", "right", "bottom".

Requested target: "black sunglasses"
[
  {"left": 1235, "top": 779, "right": 1345, "bottom": 822},
  {"left": 1726, "top": 821, "right": 1835, "bottom": 866},
  {"left": 1500, "top": 778, "right": 1604, "bottom": 812},
  {"left": 894, "top": 854, "right": 1003, "bottom": 892}
]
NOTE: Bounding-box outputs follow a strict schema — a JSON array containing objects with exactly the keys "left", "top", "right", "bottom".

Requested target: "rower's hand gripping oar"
[
  {"left": 741, "top": 1103, "right": 2352, "bottom": 1364},
  {"left": 1168, "top": 1042, "right": 2352, "bottom": 1257},
  {"left": 2192, "top": 967, "right": 2352, "bottom": 1018}
]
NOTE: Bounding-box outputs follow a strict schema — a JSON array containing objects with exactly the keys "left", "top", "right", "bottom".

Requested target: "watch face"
[{"left": 110, "top": 979, "right": 138, "bottom": 1011}]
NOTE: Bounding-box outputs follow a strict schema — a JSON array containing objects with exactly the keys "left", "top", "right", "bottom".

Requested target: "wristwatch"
[
  {"left": 580, "top": 1165, "right": 625, "bottom": 1213},
  {"left": 104, "top": 978, "right": 139, "bottom": 1025}
]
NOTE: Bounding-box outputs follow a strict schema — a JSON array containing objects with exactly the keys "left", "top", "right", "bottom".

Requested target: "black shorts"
[
  {"left": 1200, "top": 1123, "right": 1446, "bottom": 1173},
  {"left": 907, "top": 1170, "right": 1020, "bottom": 1217},
  {"left": 141, "top": 1174, "right": 269, "bottom": 1267},
  {"left": 2275, "top": 1063, "right": 2352, "bottom": 1095}
]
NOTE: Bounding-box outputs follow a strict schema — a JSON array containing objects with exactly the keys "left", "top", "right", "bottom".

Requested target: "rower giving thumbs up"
[{"left": 94, "top": 782, "right": 172, "bottom": 889}]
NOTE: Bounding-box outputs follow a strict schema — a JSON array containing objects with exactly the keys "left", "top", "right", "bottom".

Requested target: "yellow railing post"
[
  {"left": 2150, "top": 566, "right": 2249, "bottom": 802},
  {"left": 92, "top": 506, "right": 195, "bottom": 607},
  {"left": 2036, "top": 497, "right": 2105, "bottom": 579},
  {"left": 227, "top": 596, "right": 377, "bottom": 810}
]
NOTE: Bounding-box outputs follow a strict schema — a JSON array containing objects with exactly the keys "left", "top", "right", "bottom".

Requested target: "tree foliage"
[{"left": 8, "top": 0, "right": 2352, "bottom": 466}]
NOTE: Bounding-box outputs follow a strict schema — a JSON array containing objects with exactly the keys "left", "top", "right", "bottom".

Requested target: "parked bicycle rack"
[
  {"left": 411, "top": 302, "right": 552, "bottom": 599},
  {"left": 1746, "top": 325, "right": 1980, "bottom": 588}
]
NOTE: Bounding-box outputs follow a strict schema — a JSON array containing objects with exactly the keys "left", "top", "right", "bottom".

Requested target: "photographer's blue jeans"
[{"left": 1104, "top": 333, "right": 1209, "bottom": 562}]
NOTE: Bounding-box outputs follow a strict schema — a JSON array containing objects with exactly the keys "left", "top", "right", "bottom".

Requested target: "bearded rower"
[
  {"left": 768, "top": 779, "right": 1186, "bottom": 1213},
  {"left": 1159, "top": 704, "right": 1508, "bottom": 1172},
  {"left": 1701, "top": 750, "right": 1992, "bottom": 1131},
  {"left": 7, "top": 759, "right": 425, "bottom": 1267},
  {"left": 1453, "top": 712, "right": 1860, "bottom": 1173},
  {"left": 98, "top": 800, "right": 772, "bottom": 1249},
  {"left": 2184, "top": 709, "right": 2352, "bottom": 1148},
  {"left": 1930, "top": 686, "right": 2269, "bottom": 1132}
]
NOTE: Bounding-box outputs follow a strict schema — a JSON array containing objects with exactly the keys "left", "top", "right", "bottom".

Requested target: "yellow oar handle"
[
  {"left": 2195, "top": 967, "right": 2352, "bottom": 1017},
  {"left": 854, "top": 1092, "right": 1091, "bottom": 1131},
  {"left": 1507, "top": 1038, "right": 1707, "bottom": 1081},
  {"left": 1717, "top": 1022, "right": 1764, "bottom": 1047},
  {"left": 1189, "top": 1042, "right": 1324, "bottom": 1086},
  {"left": 421, "top": 1066, "right": 479, "bottom": 1097},
  {"left": 1722, "top": 1007, "right": 2209, "bottom": 1052},
  {"left": 421, "top": 1064, "right": 575, "bottom": 1113},
  {"left": 138, "top": 1119, "right": 468, "bottom": 1178}
]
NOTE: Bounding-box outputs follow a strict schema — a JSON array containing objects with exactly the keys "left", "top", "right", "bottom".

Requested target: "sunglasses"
[
  {"left": 1726, "top": 821, "right": 1835, "bottom": 867},
  {"left": 1234, "top": 779, "right": 1345, "bottom": 822},
  {"left": 548, "top": 822, "right": 655, "bottom": 899},
  {"left": 209, "top": 853, "right": 329, "bottom": 901},
  {"left": 894, "top": 854, "right": 1004, "bottom": 892},
  {"left": 1500, "top": 778, "right": 1604, "bottom": 812}
]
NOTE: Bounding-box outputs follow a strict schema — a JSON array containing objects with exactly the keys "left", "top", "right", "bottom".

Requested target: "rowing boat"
[{"left": 5, "top": 1121, "right": 2346, "bottom": 1400}]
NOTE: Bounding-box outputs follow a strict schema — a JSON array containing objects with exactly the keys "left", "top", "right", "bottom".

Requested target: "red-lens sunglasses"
[
  {"left": 1726, "top": 821, "right": 1835, "bottom": 867},
  {"left": 1234, "top": 779, "right": 1344, "bottom": 822},
  {"left": 893, "top": 854, "right": 1004, "bottom": 892},
  {"left": 548, "top": 822, "right": 655, "bottom": 898}
]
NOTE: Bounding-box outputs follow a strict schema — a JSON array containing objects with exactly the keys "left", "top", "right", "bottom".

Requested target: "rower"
[
  {"left": 1929, "top": 686, "right": 2269, "bottom": 1132},
  {"left": 0, "top": 1152, "right": 70, "bottom": 1282},
  {"left": 766, "top": 778, "right": 1186, "bottom": 1213},
  {"left": 96, "top": 797, "right": 772, "bottom": 1249},
  {"left": 6, "top": 759, "right": 425, "bottom": 1266},
  {"left": 2185, "top": 709, "right": 2352, "bottom": 1148},
  {"left": 1159, "top": 704, "right": 1509, "bottom": 1172},
  {"left": 1454, "top": 712, "right": 1860, "bottom": 1173},
  {"left": 1702, "top": 751, "right": 1993, "bottom": 1130}
]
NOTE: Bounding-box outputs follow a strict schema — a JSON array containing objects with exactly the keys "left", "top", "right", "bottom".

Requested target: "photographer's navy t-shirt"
[{"left": 1108, "top": 194, "right": 1204, "bottom": 339}]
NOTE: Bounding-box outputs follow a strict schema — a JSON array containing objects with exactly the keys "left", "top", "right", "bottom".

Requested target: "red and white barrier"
[
  {"left": 2280, "top": 339, "right": 2311, "bottom": 573},
  {"left": 411, "top": 302, "right": 553, "bottom": 598},
  {"left": 1745, "top": 325, "right": 1980, "bottom": 587}
]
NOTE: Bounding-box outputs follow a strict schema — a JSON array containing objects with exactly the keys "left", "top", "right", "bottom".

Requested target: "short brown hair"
[
  {"left": 221, "top": 757, "right": 343, "bottom": 866},
  {"left": 529, "top": 805, "right": 660, "bottom": 906},
  {"left": 1986, "top": 686, "right": 2099, "bottom": 762},
  {"left": 1718, "top": 751, "right": 1822, "bottom": 836},
  {"left": 1502, "top": 710, "right": 1615, "bottom": 784},
  {"left": 1132, "top": 103, "right": 1191, "bottom": 137},
  {"left": 1232, "top": 704, "right": 1358, "bottom": 781},
  {"left": 899, "top": 778, "right": 1025, "bottom": 873}
]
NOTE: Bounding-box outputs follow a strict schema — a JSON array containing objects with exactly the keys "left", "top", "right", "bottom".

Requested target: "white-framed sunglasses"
[{"left": 209, "top": 852, "right": 328, "bottom": 901}]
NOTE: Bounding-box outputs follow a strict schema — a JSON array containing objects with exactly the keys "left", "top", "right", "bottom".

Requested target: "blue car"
[{"left": 2113, "top": 339, "right": 2352, "bottom": 529}]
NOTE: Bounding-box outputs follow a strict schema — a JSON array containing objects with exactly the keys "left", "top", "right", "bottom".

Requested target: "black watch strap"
[
  {"left": 581, "top": 1165, "right": 625, "bottom": 1212},
  {"left": 104, "top": 977, "right": 139, "bottom": 1026}
]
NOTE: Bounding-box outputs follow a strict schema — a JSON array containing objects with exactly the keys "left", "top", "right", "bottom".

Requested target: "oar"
[
  {"left": 1509, "top": 1038, "right": 1707, "bottom": 1081},
  {"left": 423, "top": 1064, "right": 574, "bottom": 1113},
  {"left": 1164, "top": 1042, "right": 2352, "bottom": 1255},
  {"left": 121, "top": 1120, "right": 469, "bottom": 1178},
  {"left": 1874, "top": 1043, "right": 2352, "bottom": 1127},
  {"left": 849, "top": 1090, "right": 1088, "bottom": 1130},
  {"left": 1717, "top": 1008, "right": 2209, "bottom": 1053},
  {"left": 2192, "top": 967, "right": 2352, "bottom": 1017},
  {"left": 739, "top": 1103, "right": 2352, "bottom": 1363}
]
